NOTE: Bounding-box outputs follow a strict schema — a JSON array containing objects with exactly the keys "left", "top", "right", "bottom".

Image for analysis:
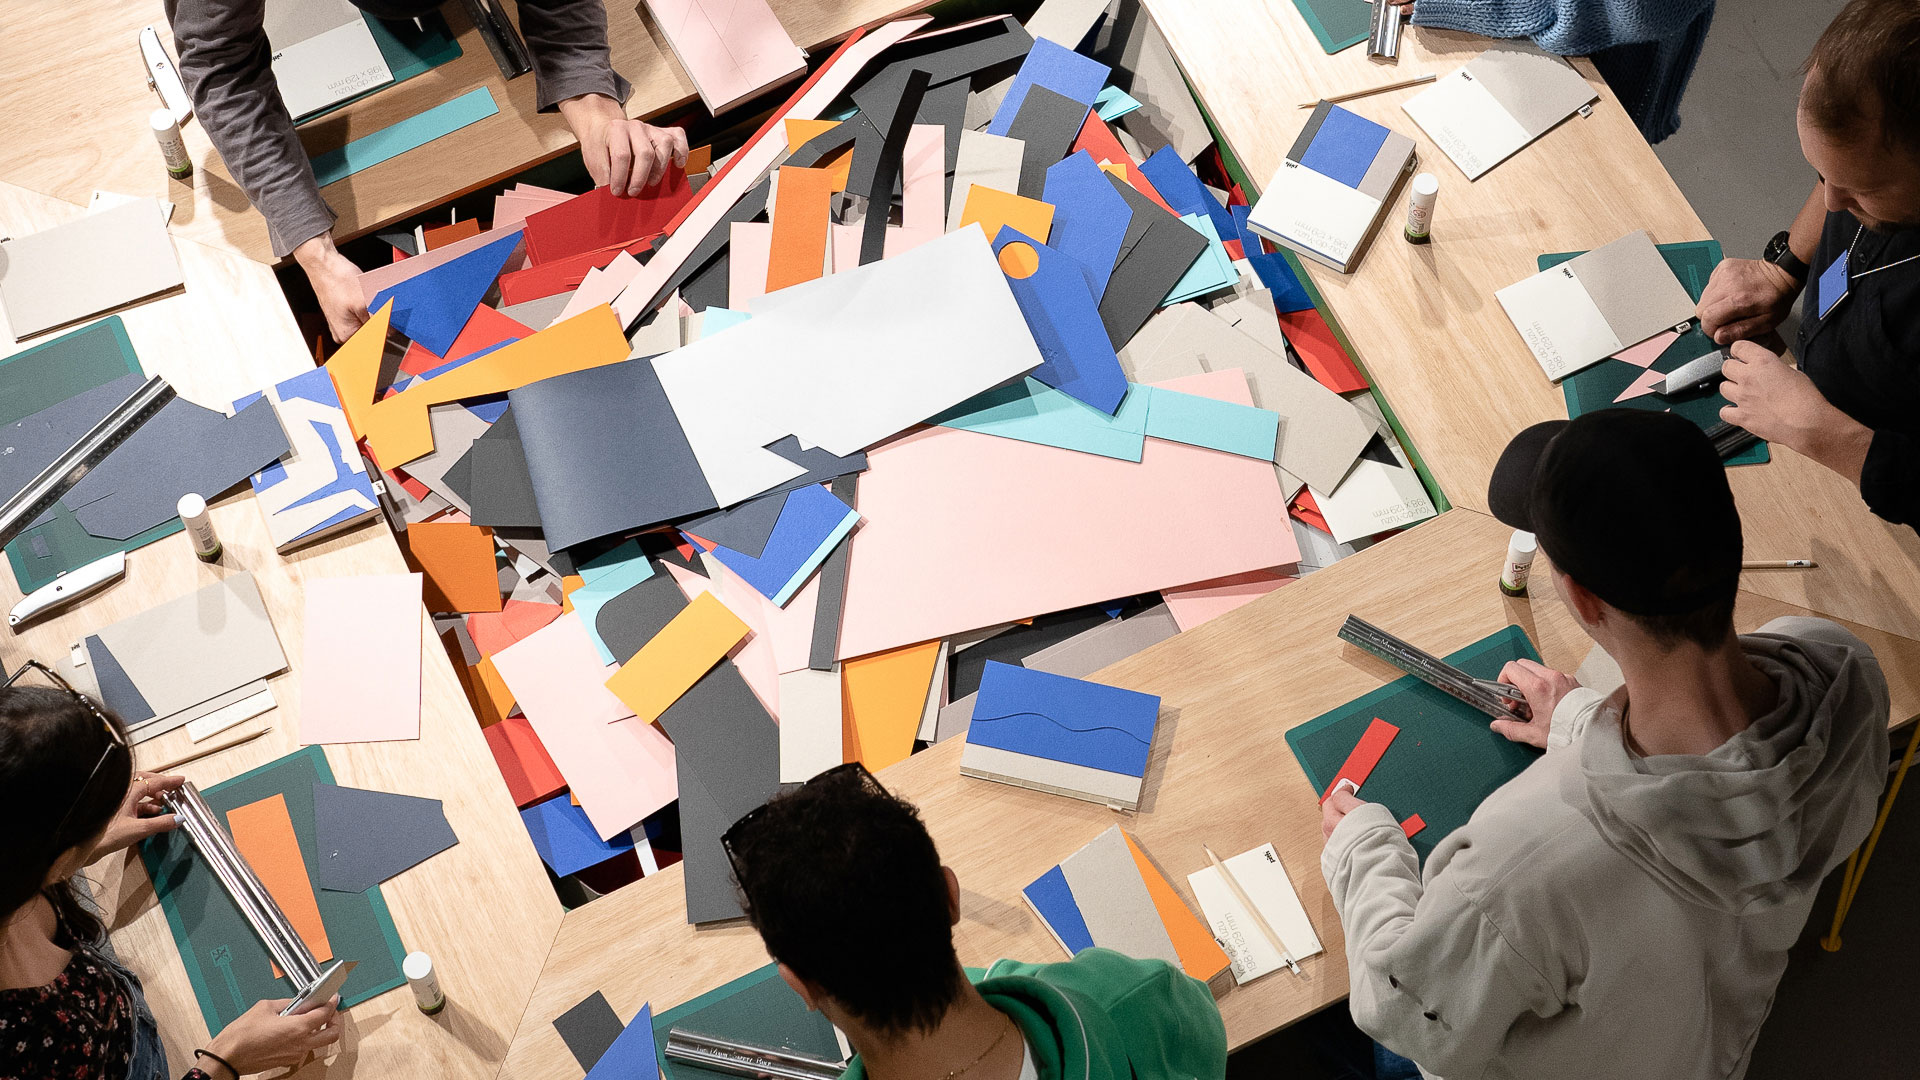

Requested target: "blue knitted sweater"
[{"left": 1411, "top": 0, "right": 1716, "bottom": 143}]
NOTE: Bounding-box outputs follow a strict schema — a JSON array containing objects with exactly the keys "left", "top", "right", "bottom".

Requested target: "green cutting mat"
[
  {"left": 1544, "top": 240, "right": 1769, "bottom": 467},
  {"left": 139, "top": 747, "right": 408, "bottom": 1032},
  {"left": 653, "top": 964, "right": 842, "bottom": 1080},
  {"left": 0, "top": 318, "right": 187, "bottom": 593},
  {"left": 1287, "top": 625, "right": 1542, "bottom": 863},
  {"left": 297, "top": 13, "right": 464, "bottom": 126},
  {"left": 1292, "top": 0, "right": 1370, "bottom": 54}
]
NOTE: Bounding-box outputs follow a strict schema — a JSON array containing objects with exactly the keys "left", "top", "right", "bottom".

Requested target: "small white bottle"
[
  {"left": 177, "top": 493, "right": 221, "bottom": 563},
  {"left": 1500, "top": 530, "right": 1537, "bottom": 597},
  {"left": 150, "top": 108, "right": 192, "bottom": 181},
  {"left": 1404, "top": 172, "right": 1439, "bottom": 244},
  {"left": 404, "top": 952, "right": 445, "bottom": 1015}
]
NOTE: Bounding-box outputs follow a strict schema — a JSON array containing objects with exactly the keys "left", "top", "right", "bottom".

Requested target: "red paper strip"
[
  {"left": 1278, "top": 307, "right": 1369, "bottom": 394},
  {"left": 1400, "top": 814, "right": 1427, "bottom": 838},
  {"left": 1322, "top": 717, "right": 1399, "bottom": 803},
  {"left": 498, "top": 239, "right": 655, "bottom": 305},
  {"left": 522, "top": 172, "right": 693, "bottom": 266}
]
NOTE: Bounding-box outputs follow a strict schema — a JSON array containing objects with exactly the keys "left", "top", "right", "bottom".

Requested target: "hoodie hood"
[{"left": 1577, "top": 618, "right": 1890, "bottom": 914}]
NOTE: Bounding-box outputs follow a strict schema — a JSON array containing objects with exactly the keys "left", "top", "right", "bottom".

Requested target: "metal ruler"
[
  {"left": 1337, "top": 615, "right": 1526, "bottom": 720},
  {"left": 0, "top": 376, "right": 176, "bottom": 549},
  {"left": 462, "top": 0, "right": 532, "bottom": 80},
  {"left": 1704, "top": 419, "right": 1761, "bottom": 460}
]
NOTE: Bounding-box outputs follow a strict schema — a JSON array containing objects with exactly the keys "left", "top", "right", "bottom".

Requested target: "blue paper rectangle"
[
  {"left": 1139, "top": 146, "right": 1236, "bottom": 249},
  {"left": 1042, "top": 152, "right": 1134, "bottom": 300},
  {"left": 583, "top": 1004, "right": 657, "bottom": 1080},
  {"left": 1162, "top": 215, "right": 1237, "bottom": 304},
  {"left": 1298, "top": 105, "right": 1390, "bottom": 189},
  {"left": 992, "top": 227, "right": 1129, "bottom": 414},
  {"left": 310, "top": 87, "right": 499, "bottom": 187},
  {"left": 1023, "top": 865, "right": 1097, "bottom": 954},
  {"left": 1247, "top": 249, "right": 1317, "bottom": 314},
  {"left": 987, "top": 38, "right": 1110, "bottom": 138},
  {"left": 521, "top": 794, "right": 635, "bottom": 877},
  {"left": 967, "top": 661, "right": 1160, "bottom": 778},
  {"left": 1144, "top": 386, "right": 1280, "bottom": 460},
  {"left": 369, "top": 229, "right": 520, "bottom": 355},
  {"left": 934, "top": 378, "right": 1151, "bottom": 461},
  {"left": 711, "top": 484, "right": 860, "bottom": 606}
]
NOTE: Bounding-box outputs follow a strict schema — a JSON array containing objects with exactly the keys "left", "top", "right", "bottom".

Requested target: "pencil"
[
  {"left": 1204, "top": 845, "right": 1301, "bottom": 976},
  {"left": 143, "top": 726, "right": 268, "bottom": 773},
  {"left": 1299, "top": 73, "right": 1437, "bottom": 109},
  {"left": 1743, "top": 559, "right": 1817, "bottom": 569}
]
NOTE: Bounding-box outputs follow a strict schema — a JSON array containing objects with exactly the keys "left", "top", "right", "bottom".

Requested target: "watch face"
[{"left": 1765, "top": 230, "right": 1791, "bottom": 263}]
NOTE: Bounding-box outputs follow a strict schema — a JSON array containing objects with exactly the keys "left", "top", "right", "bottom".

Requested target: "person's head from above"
[
  {"left": 1799, "top": 0, "right": 1920, "bottom": 232},
  {"left": 726, "top": 763, "right": 966, "bottom": 1045},
  {"left": 0, "top": 663, "right": 133, "bottom": 942},
  {"left": 1489, "top": 410, "right": 1743, "bottom": 662}
]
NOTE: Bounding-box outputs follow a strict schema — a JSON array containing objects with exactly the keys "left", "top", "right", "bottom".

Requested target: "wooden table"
[
  {"left": 0, "top": 181, "right": 563, "bottom": 1080},
  {"left": 1140, "top": 6, "right": 1920, "bottom": 645},
  {"left": 0, "top": 0, "right": 932, "bottom": 266},
  {"left": 496, "top": 507, "right": 1920, "bottom": 1077}
]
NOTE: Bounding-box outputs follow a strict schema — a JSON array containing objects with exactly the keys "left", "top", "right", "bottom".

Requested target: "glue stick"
[
  {"left": 1500, "top": 530, "right": 1537, "bottom": 597},
  {"left": 1404, "top": 172, "right": 1438, "bottom": 244},
  {"left": 404, "top": 952, "right": 445, "bottom": 1015},
  {"left": 150, "top": 108, "right": 192, "bottom": 181},
  {"left": 177, "top": 493, "right": 221, "bottom": 563}
]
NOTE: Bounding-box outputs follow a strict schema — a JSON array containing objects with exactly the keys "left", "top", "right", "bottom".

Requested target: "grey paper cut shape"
[
  {"left": 807, "top": 473, "right": 858, "bottom": 671},
  {"left": 312, "top": 782, "right": 459, "bottom": 893},
  {"left": 655, "top": 662, "right": 782, "bottom": 925},
  {"left": 90, "top": 572, "right": 289, "bottom": 720},
  {"left": 554, "top": 991, "right": 625, "bottom": 1071},
  {"left": 593, "top": 572, "right": 689, "bottom": 666},
  {"left": 1006, "top": 85, "right": 1088, "bottom": 200},
  {"left": 0, "top": 200, "right": 184, "bottom": 340},
  {"left": 85, "top": 634, "right": 156, "bottom": 726},
  {"left": 683, "top": 490, "right": 789, "bottom": 559},
  {"left": 64, "top": 396, "right": 291, "bottom": 541}
]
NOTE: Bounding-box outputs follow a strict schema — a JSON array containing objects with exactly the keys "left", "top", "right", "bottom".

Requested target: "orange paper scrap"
[
  {"left": 473, "top": 655, "right": 516, "bottom": 727},
  {"left": 227, "top": 794, "right": 333, "bottom": 977},
  {"left": 958, "top": 185, "right": 1054, "bottom": 245},
  {"left": 784, "top": 119, "right": 853, "bottom": 190},
  {"left": 661, "top": 560, "right": 781, "bottom": 716},
  {"left": 604, "top": 591, "right": 752, "bottom": 724},
  {"left": 408, "top": 520, "right": 504, "bottom": 613},
  {"left": 1122, "top": 832, "right": 1232, "bottom": 984},
  {"left": 841, "top": 641, "right": 942, "bottom": 771},
  {"left": 767, "top": 166, "right": 839, "bottom": 293},
  {"left": 339, "top": 306, "right": 632, "bottom": 469}
]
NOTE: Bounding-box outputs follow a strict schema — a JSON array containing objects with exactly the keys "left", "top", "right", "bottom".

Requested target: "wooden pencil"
[
  {"left": 1204, "top": 845, "right": 1301, "bottom": 975},
  {"left": 1743, "top": 559, "right": 1817, "bottom": 569},
  {"left": 1299, "top": 72, "right": 1437, "bottom": 109}
]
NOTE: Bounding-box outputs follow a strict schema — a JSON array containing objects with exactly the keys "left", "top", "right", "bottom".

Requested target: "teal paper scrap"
[
  {"left": 701, "top": 308, "right": 753, "bottom": 335},
  {"left": 1162, "top": 215, "right": 1236, "bottom": 304},
  {"left": 934, "top": 378, "right": 1151, "bottom": 461},
  {"left": 579, "top": 539, "right": 647, "bottom": 586},
  {"left": 1094, "top": 85, "right": 1142, "bottom": 122},
  {"left": 574, "top": 557, "right": 660, "bottom": 665},
  {"left": 310, "top": 87, "right": 498, "bottom": 187},
  {"left": 1143, "top": 382, "right": 1281, "bottom": 460}
]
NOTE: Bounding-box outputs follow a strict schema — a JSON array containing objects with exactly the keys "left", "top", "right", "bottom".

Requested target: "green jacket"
[{"left": 840, "top": 949, "right": 1227, "bottom": 1080}]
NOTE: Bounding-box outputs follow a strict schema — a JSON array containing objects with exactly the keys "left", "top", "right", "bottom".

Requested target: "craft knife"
[
  {"left": 8, "top": 552, "right": 125, "bottom": 629},
  {"left": 1663, "top": 349, "right": 1729, "bottom": 396}
]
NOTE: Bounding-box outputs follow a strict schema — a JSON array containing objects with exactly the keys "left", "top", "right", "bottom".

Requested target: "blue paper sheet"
[
  {"left": 992, "top": 227, "right": 1129, "bottom": 414},
  {"left": 987, "top": 37, "right": 1109, "bottom": 138},
  {"left": 1140, "top": 146, "right": 1236, "bottom": 249},
  {"left": 310, "top": 87, "right": 499, "bottom": 187},
  {"left": 710, "top": 484, "right": 860, "bottom": 606},
  {"left": 1023, "top": 866, "right": 1096, "bottom": 954},
  {"left": 967, "top": 661, "right": 1160, "bottom": 778},
  {"left": 1042, "top": 152, "right": 1133, "bottom": 300},
  {"left": 521, "top": 794, "right": 635, "bottom": 877},
  {"left": 1093, "top": 85, "right": 1142, "bottom": 121},
  {"left": 1247, "top": 247, "right": 1316, "bottom": 314},
  {"left": 1162, "top": 215, "right": 1236, "bottom": 304},
  {"left": 370, "top": 232, "right": 520, "bottom": 356},
  {"left": 584, "top": 1004, "right": 657, "bottom": 1080},
  {"left": 1144, "top": 384, "right": 1281, "bottom": 460},
  {"left": 934, "top": 378, "right": 1150, "bottom": 460},
  {"left": 1297, "top": 106, "right": 1390, "bottom": 189}
]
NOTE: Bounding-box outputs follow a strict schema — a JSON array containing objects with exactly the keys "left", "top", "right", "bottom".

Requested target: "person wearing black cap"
[{"left": 1318, "top": 410, "right": 1891, "bottom": 1080}]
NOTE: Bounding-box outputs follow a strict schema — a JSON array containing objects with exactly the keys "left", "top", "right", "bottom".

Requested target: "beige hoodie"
[{"left": 1321, "top": 617, "right": 1890, "bottom": 1080}]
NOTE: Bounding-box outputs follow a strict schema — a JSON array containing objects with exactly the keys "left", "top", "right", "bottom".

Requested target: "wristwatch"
[{"left": 1764, "top": 229, "right": 1810, "bottom": 283}]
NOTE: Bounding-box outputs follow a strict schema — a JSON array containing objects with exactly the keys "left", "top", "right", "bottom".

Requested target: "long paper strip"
[
  {"left": 310, "top": 87, "right": 498, "bottom": 186},
  {"left": 1324, "top": 717, "right": 1399, "bottom": 803},
  {"left": 227, "top": 794, "right": 334, "bottom": 975}
]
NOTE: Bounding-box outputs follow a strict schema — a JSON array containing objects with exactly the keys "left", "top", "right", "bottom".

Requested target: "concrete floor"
[{"left": 1229, "top": 3, "right": 1920, "bottom": 1076}]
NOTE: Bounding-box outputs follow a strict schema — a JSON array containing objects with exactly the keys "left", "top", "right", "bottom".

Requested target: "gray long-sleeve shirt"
[{"left": 164, "top": 0, "right": 632, "bottom": 258}]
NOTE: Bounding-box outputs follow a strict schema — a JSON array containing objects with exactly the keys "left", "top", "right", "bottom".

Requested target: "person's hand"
[
  {"left": 559, "top": 94, "right": 690, "bottom": 197},
  {"left": 89, "top": 773, "right": 185, "bottom": 861},
  {"left": 1388, "top": 0, "right": 1413, "bottom": 8},
  {"left": 1719, "top": 341, "right": 1841, "bottom": 447},
  {"left": 204, "top": 996, "right": 342, "bottom": 1077},
  {"left": 1492, "top": 660, "right": 1578, "bottom": 748},
  {"left": 293, "top": 234, "right": 370, "bottom": 345},
  {"left": 1697, "top": 257, "right": 1801, "bottom": 345},
  {"left": 1321, "top": 783, "right": 1366, "bottom": 841}
]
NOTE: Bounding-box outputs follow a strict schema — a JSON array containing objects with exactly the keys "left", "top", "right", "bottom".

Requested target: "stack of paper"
[
  {"left": 644, "top": 0, "right": 807, "bottom": 115},
  {"left": 1186, "top": 842, "right": 1323, "bottom": 984},
  {"left": 0, "top": 199, "right": 183, "bottom": 340},
  {"left": 1246, "top": 103, "right": 1415, "bottom": 273},
  {"left": 234, "top": 366, "right": 382, "bottom": 551},
  {"left": 1402, "top": 42, "right": 1599, "bottom": 180},
  {"left": 1495, "top": 230, "right": 1697, "bottom": 381},
  {"left": 1022, "top": 826, "right": 1234, "bottom": 996},
  {"left": 265, "top": 0, "right": 394, "bottom": 120}
]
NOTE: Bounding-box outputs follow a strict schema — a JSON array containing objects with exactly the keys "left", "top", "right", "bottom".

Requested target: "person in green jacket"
[{"left": 723, "top": 764, "right": 1228, "bottom": 1080}]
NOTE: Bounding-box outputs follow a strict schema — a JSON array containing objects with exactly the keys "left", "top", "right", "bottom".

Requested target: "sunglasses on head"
[
  {"left": 6, "top": 660, "right": 127, "bottom": 845},
  {"left": 720, "top": 761, "right": 886, "bottom": 881}
]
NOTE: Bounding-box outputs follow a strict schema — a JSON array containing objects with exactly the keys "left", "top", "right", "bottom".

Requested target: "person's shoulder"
[
  {"left": 986, "top": 949, "right": 1195, "bottom": 1008},
  {"left": 1748, "top": 615, "right": 1872, "bottom": 656}
]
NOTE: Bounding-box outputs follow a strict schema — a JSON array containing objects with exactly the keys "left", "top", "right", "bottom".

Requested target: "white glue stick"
[
  {"left": 151, "top": 108, "right": 192, "bottom": 180},
  {"left": 1404, "top": 172, "right": 1438, "bottom": 244},
  {"left": 1500, "top": 530, "right": 1537, "bottom": 597},
  {"left": 177, "top": 493, "right": 221, "bottom": 563},
  {"left": 404, "top": 952, "right": 445, "bottom": 1015}
]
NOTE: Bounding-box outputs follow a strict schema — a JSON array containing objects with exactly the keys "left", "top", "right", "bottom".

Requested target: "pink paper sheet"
[
  {"left": 828, "top": 224, "right": 943, "bottom": 271},
  {"left": 647, "top": 0, "right": 805, "bottom": 112},
  {"left": 705, "top": 553, "right": 820, "bottom": 675},
  {"left": 1161, "top": 569, "right": 1296, "bottom": 632},
  {"left": 493, "top": 190, "right": 572, "bottom": 228},
  {"left": 359, "top": 224, "right": 528, "bottom": 304},
  {"left": 299, "top": 574, "right": 423, "bottom": 744},
  {"left": 559, "top": 251, "right": 645, "bottom": 320},
  {"left": 901, "top": 124, "right": 945, "bottom": 232},
  {"left": 728, "top": 222, "right": 774, "bottom": 308},
  {"left": 491, "top": 612, "right": 678, "bottom": 839},
  {"left": 1612, "top": 330, "right": 1680, "bottom": 368},
  {"left": 837, "top": 369, "right": 1299, "bottom": 658},
  {"left": 661, "top": 561, "right": 782, "bottom": 718}
]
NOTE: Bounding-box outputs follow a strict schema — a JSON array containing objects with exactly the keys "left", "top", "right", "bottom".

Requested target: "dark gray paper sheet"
[
  {"left": 312, "top": 782, "right": 459, "bottom": 894},
  {"left": 594, "top": 572, "right": 691, "bottom": 666},
  {"left": 807, "top": 474, "right": 858, "bottom": 671},
  {"left": 681, "top": 490, "right": 789, "bottom": 560},
  {"left": 1006, "top": 85, "right": 1089, "bottom": 200},
  {"left": 554, "top": 991, "right": 626, "bottom": 1072},
  {"left": 86, "top": 634, "right": 156, "bottom": 727},
  {"left": 64, "top": 396, "right": 291, "bottom": 541},
  {"left": 655, "top": 662, "right": 781, "bottom": 925}
]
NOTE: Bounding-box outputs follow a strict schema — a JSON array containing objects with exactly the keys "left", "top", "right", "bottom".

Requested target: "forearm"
[
  {"left": 1788, "top": 182, "right": 1825, "bottom": 263},
  {"left": 1798, "top": 406, "right": 1874, "bottom": 486},
  {"left": 1412, "top": 0, "right": 1713, "bottom": 56},
  {"left": 519, "top": 0, "right": 631, "bottom": 112}
]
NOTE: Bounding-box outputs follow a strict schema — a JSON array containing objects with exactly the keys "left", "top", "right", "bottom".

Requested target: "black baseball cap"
[{"left": 1487, "top": 410, "right": 1742, "bottom": 616}]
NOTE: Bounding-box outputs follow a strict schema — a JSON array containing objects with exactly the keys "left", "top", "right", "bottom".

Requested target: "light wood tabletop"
[
  {"left": 496, "top": 507, "right": 1920, "bottom": 1078},
  {"left": 0, "top": 181, "right": 563, "bottom": 1080},
  {"left": 0, "top": 0, "right": 934, "bottom": 266},
  {"left": 1140, "top": 3, "right": 1920, "bottom": 645}
]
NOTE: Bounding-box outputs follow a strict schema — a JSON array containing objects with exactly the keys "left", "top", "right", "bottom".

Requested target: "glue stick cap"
[{"left": 1488, "top": 410, "right": 1741, "bottom": 617}]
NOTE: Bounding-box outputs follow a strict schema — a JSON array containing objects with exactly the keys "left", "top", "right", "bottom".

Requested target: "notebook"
[
  {"left": 959, "top": 661, "right": 1161, "bottom": 811},
  {"left": 1186, "top": 842, "right": 1324, "bottom": 985},
  {"left": 1022, "top": 826, "right": 1234, "bottom": 997},
  {"left": 265, "top": 0, "right": 394, "bottom": 120},
  {"left": 1495, "top": 230, "right": 1698, "bottom": 381},
  {"left": 1246, "top": 102, "right": 1415, "bottom": 273},
  {"left": 233, "top": 366, "right": 382, "bottom": 551},
  {"left": 1401, "top": 42, "right": 1598, "bottom": 180},
  {"left": 0, "top": 199, "right": 183, "bottom": 340},
  {"left": 644, "top": 0, "right": 807, "bottom": 116}
]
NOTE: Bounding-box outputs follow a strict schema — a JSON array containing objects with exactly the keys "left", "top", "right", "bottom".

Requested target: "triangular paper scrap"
[
  {"left": 842, "top": 640, "right": 942, "bottom": 772},
  {"left": 708, "top": 484, "right": 860, "bottom": 606},
  {"left": 313, "top": 782, "right": 459, "bottom": 893},
  {"left": 520, "top": 793, "right": 635, "bottom": 877},
  {"left": 1615, "top": 366, "right": 1668, "bottom": 402},
  {"left": 369, "top": 232, "right": 521, "bottom": 357}
]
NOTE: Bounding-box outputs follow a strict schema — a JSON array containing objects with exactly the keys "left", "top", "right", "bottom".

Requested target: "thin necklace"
[
  {"left": 1845, "top": 223, "right": 1920, "bottom": 281},
  {"left": 940, "top": 1015, "right": 1015, "bottom": 1080}
]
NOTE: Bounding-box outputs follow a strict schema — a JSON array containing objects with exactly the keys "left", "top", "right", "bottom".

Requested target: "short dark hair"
[
  {"left": 728, "top": 770, "right": 963, "bottom": 1036},
  {"left": 1626, "top": 592, "right": 1740, "bottom": 652},
  {"left": 1802, "top": 0, "right": 1920, "bottom": 156}
]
